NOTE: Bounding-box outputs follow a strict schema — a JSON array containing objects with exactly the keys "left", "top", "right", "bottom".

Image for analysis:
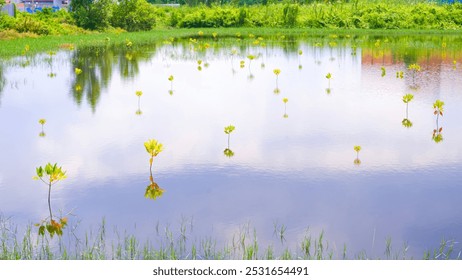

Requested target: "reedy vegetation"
[
  {"left": 0, "top": 216, "right": 460, "bottom": 260},
  {"left": 2, "top": 0, "right": 462, "bottom": 37}
]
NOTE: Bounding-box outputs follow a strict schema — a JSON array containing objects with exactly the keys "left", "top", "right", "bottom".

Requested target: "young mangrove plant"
[
  {"left": 247, "top": 55, "right": 255, "bottom": 79},
  {"left": 273, "top": 69, "right": 281, "bottom": 94},
  {"left": 354, "top": 146, "right": 361, "bottom": 166},
  {"left": 38, "top": 118, "right": 46, "bottom": 137},
  {"left": 283, "top": 97, "right": 289, "bottom": 118},
  {"left": 75, "top": 68, "right": 82, "bottom": 75},
  {"left": 168, "top": 75, "right": 174, "bottom": 95},
  {"left": 381, "top": 66, "right": 386, "bottom": 77},
  {"left": 402, "top": 94, "right": 414, "bottom": 128},
  {"left": 135, "top": 90, "right": 143, "bottom": 115},
  {"left": 396, "top": 71, "right": 404, "bottom": 79},
  {"left": 33, "top": 163, "right": 68, "bottom": 237},
  {"left": 224, "top": 125, "right": 235, "bottom": 158},
  {"left": 144, "top": 139, "right": 165, "bottom": 200},
  {"left": 432, "top": 100, "right": 444, "bottom": 143},
  {"left": 326, "top": 72, "right": 332, "bottom": 87}
]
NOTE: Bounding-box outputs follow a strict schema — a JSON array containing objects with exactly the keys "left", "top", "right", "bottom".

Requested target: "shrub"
[
  {"left": 70, "top": 0, "right": 114, "bottom": 30},
  {"left": 111, "top": 0, "right": 156, "bottom": 31}
]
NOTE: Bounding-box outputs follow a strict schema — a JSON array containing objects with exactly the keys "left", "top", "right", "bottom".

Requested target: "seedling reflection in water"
[
  {"left": 144, "top": 139, "right": 165, "bottom": 200},
  {"left": 354, "top": 146, "right": 361, "bottom": 166},
  {"left": 298, "top": 50, "right": 303, "bottom": 69},
  {"left": 33, "top": 163, "right": 68, "bottom": 237},
  {"left": 402, "top": 94, "right": 414, "bottom": 128}
]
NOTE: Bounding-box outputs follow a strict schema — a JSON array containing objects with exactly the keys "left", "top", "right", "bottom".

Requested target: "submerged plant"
[{"left": 33, "top": 163, "right": 67, "bottom": 237}]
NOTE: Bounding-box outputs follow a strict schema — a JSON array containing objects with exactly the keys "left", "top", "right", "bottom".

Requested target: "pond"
[{"left": 1, "top": 33, "right": 462, "bottom": 259}]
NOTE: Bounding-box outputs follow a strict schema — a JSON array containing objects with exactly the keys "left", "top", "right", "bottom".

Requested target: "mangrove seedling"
[
  {"left": 144, "top": 139, "right": 163, "bottom": 174},
  {"left": 402, "top": 94, "right": 414, "bottom": 126},
  {"left": 224, "top": 125, "right": 236, "bottom": 158},
  {"left": 33, "top": 163, "right": 67, "bottom": 237},
  {"left": 396, "top": 71, "right": 404, "bottom": 79},
  {"left": 135, "top": 90, "right": 143, "bottom": 115},
  {"left": 247, "top": 55, "right": 255, "bottom": 78},
  {"left": 283, "top": 97, "right": 288, "bottom": 118},
  {"left": 224, "top": 125, "right": 235, "bottom": 148},
  {"left": 273, "top": 69, "right": 281, "bottom": 92},
  {"left": 144, "top": 139, "right": 165, "bottom": 200},
  {"left": 240, "top": 60, "right": 245, "bottom": 69},
  {"left": 39, "top": 118, "right": 46, "bottom": 136},
  {"left": 381, "top": 67, "right": 386, "bottom": 77},
  {"left": 326, "top": 72, "right": 332, "bottom": 87},
  {"left": 433, "top": 99, "right": 444, "bottom": 122},
  {"left": 75, "top": 68, "right": 82, "bottom": 75},
  {"left": 168, "top": 75, "right": 174, "bottom": 95},
  {"left": 432, "top": 100, "right": 444, "bottom": 143},
  {"left": 354, "top": 146, "right": 361, "bottom": 166}
]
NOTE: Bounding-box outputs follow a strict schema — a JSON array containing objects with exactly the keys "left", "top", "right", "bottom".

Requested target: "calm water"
[{"left": 1, "top": 34, "right": 462, "bottom": 258}]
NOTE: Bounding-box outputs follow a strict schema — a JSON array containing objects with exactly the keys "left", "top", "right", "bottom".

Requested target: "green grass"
[
  {"left": 0, "top": 216, "right": 459, "bottom": 260},
  {"left": 1, "top": 27, "right": 462, "bottom": 58}
]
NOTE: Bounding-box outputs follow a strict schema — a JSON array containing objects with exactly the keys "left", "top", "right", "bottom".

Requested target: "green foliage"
[
  {"left": 145, "top": 182, "right": 165, "bottom": 200},
  {"left": 224, "top": 125, "right": 235, "bottom": 134},
  {"left": 354, "top": 145, "right": 361, "bottom": 153},
  {"left": 111, "top": 0, "right": 156, "bottom": 32},
  {"left": 402, "top": 94, "right": 414, "bottom": 104},
  {"left": 70, "top": 0, "right": 114, "bottom": 30},
  {"left": 433, "top": 99, "right": 444, "bottom": 116},
  {"left": 402, "top": 118, "right": 413, "bottom": 128},
  {"left": 144, "top": 139, "right": 164, "bottom": 158},
  {"left": 282, "top": 4, "right": 299, "bottom": 27},
  {"left": 34, "top": 163, "right": 67, "bottom": 185}
]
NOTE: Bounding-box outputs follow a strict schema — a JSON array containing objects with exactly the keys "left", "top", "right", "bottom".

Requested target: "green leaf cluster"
[
  {"left": 34, "top": 163, "right": 67, "bottom": 185},
  {"left": 433, "top": 99, "right": 444, "bottom": 116},
  {"left": 144, "top": 139, "right": 164, "bottom": 157},
  {"left": 402, "top": 94, "right": 414, "bottom": 104},
  {"left": 224, "top": 125, "right": 235, "bottom": 135}
]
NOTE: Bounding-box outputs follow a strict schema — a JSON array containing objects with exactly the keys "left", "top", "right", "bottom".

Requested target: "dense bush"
[
  {"left": 2, "top": 1, "right": 462, "bottom": 37},
  {"left": 70, "top": 0, "right": 114, "bottom": 30},
  {"left": 111, "top": 0, "right": 156, "bottom": 31}
]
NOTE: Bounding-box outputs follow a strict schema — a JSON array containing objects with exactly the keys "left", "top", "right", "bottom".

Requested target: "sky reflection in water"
[{"left": 1, "top": 36, "right": 462, "bottom": 258}]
